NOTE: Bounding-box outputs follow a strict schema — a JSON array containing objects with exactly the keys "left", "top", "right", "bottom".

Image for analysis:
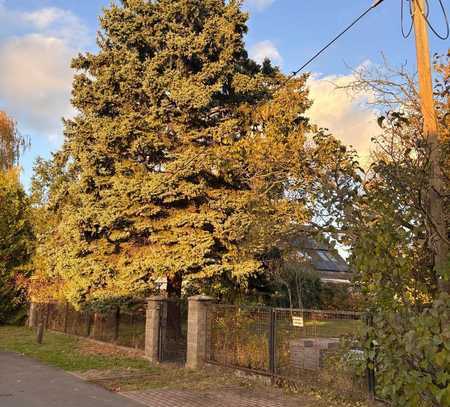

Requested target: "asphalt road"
[{"left": 0, "top": 351, "right": 145, "bottom": 407}]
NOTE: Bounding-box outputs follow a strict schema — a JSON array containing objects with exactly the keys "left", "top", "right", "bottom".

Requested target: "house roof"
[{"left": 289, "top": 236, "right": 352, "bottom": 283}]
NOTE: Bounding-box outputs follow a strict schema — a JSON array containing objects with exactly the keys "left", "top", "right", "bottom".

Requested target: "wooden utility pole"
[{"left": 411, "top": 0, "right": 449, "bottom": 293}]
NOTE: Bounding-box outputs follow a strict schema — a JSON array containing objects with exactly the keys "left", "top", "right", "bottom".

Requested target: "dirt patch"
[
  {"left": 75, "top": 368, "right": 154, "bottom": 381},
  {"left": 117, "top": 365, "right": 258, "bottom": 391},
  {"left": 77, "top": 337, "right": 145, "bottom": 359}
]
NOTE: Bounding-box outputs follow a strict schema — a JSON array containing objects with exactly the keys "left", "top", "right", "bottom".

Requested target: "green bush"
[
  {"left": 0, "top": 169, "right": 33, "bottom": 324},
  {"left": 367, "top": 294, "right": 450, "bottom": 407},
  {"left": 319, "top": 284, "right": 364, "bottom": 312}
]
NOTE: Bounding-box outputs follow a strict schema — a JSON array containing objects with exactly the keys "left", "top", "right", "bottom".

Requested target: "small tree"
[
  {"left": 268, "top": 250, "right": 321, "bottom": 309},
  {"left": 0, "top": 111, "right": 32, "bottom": 323},
  {"left": 0, "top": 169, "right": 33, "bottom": 323},
  {"left": 0, "top": 111, "right": 28, "bottom": 171},
  {"left": 341, "top": 56, "right": 449, "bottom": 307}
]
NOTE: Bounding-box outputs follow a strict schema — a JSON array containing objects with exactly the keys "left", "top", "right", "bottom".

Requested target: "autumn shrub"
[
  {"left": 210, "top": 309, "right": 269, "bottom": 371},
  {"left": 366, "top": 295, "right": 450, "bottom": 407}
]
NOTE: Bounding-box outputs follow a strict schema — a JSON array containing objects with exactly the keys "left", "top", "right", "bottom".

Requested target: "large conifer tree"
[{"left": 44, "top": 0, "right": 318, "bottom": 303}]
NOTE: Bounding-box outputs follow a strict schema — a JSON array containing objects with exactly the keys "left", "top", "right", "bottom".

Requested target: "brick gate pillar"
[
  {"left": 186, "top": 295, "right": 215, "bottom": 369},
  {"left": 145, "top": 296, "right": 166, "bottom": 363}
]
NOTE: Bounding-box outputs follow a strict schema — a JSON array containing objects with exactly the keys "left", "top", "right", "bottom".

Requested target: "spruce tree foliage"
[
  {"left": 33, "top": 0, "right": 356, "bottom": 305},
  {"left": 29, "top": 155, "right": 71, "bottom": 303}
]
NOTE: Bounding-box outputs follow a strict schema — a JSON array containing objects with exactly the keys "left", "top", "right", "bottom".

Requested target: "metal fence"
[
  {"left": 158, "top": 299, "right": 188, "bottom": 363},
  {"left": 36, "top": 302, "right": 146, "bottom": 351},
  {"left": 206, "top": 305, "right": 371, "bottom": 401}
]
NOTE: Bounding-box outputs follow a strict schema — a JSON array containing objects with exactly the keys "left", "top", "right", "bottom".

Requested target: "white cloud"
[
  {"left": 246, "top": 0, "right": 275, "bottom": 11},
  {"left": 0, "top": 4, "right": 89, "bottom": 143},
  {"left": 0, "top": 3, "right": 86, "bottom": 45},
  {"left": 307, "top": 70, "right": 379, "bottom": 165},
  {"left": 249, "top": 40, "right": 283, "bottom": 65},
  {"left": 21, "top": 7, "right": 89, "bottom": 46},
  {"left": 23, "top": 8, "right": 67, "bottom": 30},
  {"left": 0, "top": 34, "right": 76, "bottom": 142}
]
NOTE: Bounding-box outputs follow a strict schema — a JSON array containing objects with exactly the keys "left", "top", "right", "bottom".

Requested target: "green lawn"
[
  {"left": 303, "top": 319, "right": 364, "bottom": 338},
  {"left": 0, "top": 325, "right": 153, "bottom": 372},
  {"left": 272, "top": 318, "right": 363, "bottom": 342}
]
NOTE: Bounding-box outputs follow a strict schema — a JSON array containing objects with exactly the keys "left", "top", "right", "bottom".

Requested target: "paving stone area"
[{"left": 121, "top": 389, "right": 310, "bottom": 407}]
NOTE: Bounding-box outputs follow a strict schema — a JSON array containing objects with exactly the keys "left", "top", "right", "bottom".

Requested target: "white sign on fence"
[{"left": 292, "top": 316, "right": 304, "bottom": 327}]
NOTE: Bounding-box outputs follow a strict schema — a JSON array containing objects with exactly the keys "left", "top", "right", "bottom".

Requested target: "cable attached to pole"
[
  {"left": 401, "top": 0, "right": 414, "bottom": 38},
  {"left": 277, "top": 0, "right": 385, "bottom": 91},
  {"left": 414, "top": 0, "right": 449, "bottom": 40}
]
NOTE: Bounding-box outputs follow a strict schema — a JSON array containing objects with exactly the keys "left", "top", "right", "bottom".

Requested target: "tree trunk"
[
  {"left": 295, "top": 273, "right": 304, "bottom": 309},
  {"left": 166, "top": 272, "right": 183, "bottom": 338},
  {"left": 166, "top": 272, "right": 182, "bottom": 298}
]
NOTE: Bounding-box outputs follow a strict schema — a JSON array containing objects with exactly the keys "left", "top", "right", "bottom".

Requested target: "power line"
[
  {"left": 280, "top": 0, "right": 385, "bottom": 88},
  {"left": 401, "top": 0, "right": 414, "bottom": 38}
]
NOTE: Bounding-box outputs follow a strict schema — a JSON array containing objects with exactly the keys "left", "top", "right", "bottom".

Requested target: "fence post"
[
  {"left": 186, "top": 295, "right": 215, "bottom": 370},
  {"left": 63, "top": 302, "right": 69, "bottom": 333},
  {"left": 44, "top": 303, "right": 50, "bottom": 329},
  {"left": 145, "top": 296, "right": 166, "bottom": 363},
  {"left": 366, "top": 313, "right": 376, "bottom": 402},
  {"left": 86, "top": 311, "right": 93, "bottom": 337},
  {"left": 36, "top": 322, "right": 44, "bottom": 344},
  {"left": 269, "top": 308, "right": 276, "bottom": 378},
  {"left": 114, "top": 306, "right": 120, "bottom": 342}
]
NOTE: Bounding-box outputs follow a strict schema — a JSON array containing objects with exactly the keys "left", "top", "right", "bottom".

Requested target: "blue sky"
[{"left": 0, "top": 0, "right": 448, "bottom": 188}]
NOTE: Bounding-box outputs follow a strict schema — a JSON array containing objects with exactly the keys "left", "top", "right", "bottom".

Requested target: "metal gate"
[
  {"left": 158, "top": 299, "right": 188, "bottom": 363},
  {"left": 206, "top": 305, "right": 372, "bottom": 401}
]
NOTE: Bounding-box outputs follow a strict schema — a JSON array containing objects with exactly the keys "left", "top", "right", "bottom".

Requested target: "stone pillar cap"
[
  {"left": 146, "top": 296, "right": 167, "bottom": 302},
  {"left": 188, "top": 295, "right": 215, "bottom": 302}
]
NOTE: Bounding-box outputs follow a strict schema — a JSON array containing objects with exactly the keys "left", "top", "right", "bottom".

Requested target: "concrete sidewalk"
[{"left": 0, "top": 351, "right": 144, "bottom": 407}]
